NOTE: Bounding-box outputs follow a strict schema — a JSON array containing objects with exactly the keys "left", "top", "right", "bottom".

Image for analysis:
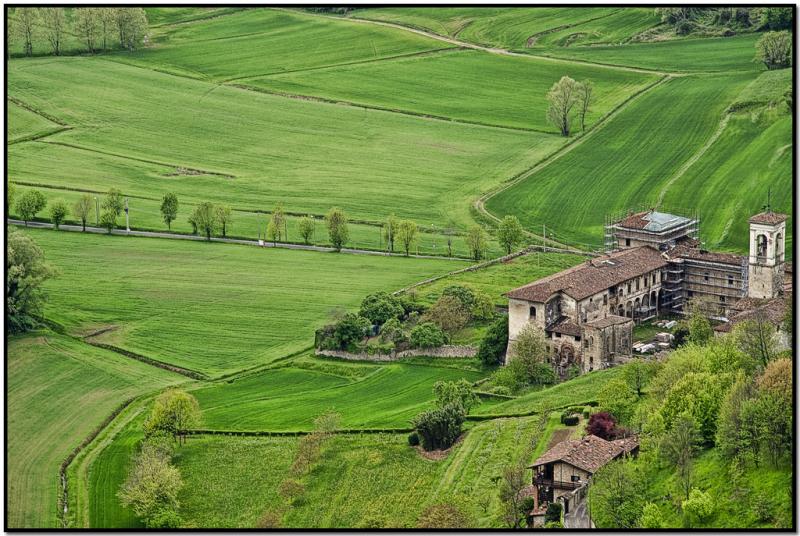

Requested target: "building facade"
[{"left": 506, "top": 210, "right": 788, "bottom": 371}]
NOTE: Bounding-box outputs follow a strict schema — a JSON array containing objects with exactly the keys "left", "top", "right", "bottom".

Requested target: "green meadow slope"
[
  {"left": 20, "top": 228, "right": 465, "bottom": 377},
  {"left": 6, "top": 333, "right": 182, "bottom": 528}
]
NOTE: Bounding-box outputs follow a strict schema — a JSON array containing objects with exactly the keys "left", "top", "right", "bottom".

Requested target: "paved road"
[{"left": 8, "top": 219, "right": 468, "bottom": 261}]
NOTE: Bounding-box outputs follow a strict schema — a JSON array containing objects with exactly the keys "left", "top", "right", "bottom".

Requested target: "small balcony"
[{"left": 534, "top": 476, "right": 582, "bottom": 490}]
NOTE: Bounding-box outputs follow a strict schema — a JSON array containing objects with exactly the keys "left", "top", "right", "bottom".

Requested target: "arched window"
[
  {"left": 777, "top": 233, "right": 784, "bottom": 259},
  {"left": 756, "top": 234, "right": 768, "bottom": 258},
  {"left": 529, "top": 306, "right": 536, "bottom": 319}
]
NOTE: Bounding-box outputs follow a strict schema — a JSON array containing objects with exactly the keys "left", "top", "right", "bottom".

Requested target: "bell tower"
[{"left": 747, "top": 211, "right": 787, "bottom": 299}]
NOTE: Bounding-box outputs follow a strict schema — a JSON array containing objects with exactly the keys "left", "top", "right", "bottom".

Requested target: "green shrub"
[
  {"left": 410, "top": 322, "right": 447, "bottom": 349},
  {"left": 545, "top": 502, "right": 562, "bottom": 523},
  {"left": 562, "top": 414, "right": 579, "bottom": 426},
  {"left": 442, "top": 285, "right": 475, "bottom": 308},
  {"left": 522, "top": 496, "right": 535, "bottom": 512},
  {"left": 682, "top": 488, "right": 714, "bottom": 525},
  {"left": 407, "top": 432, "right": 420, "bottom": 446},
  {"left": 333, "top": 313, "right": 370, "bottom": 350},
  {"left": 359, "top": 291, "right": 403, "bottom": 326},
  {"left": 379, "top": 317, "right": 406, "bottom": 344},
  {"left": 477, "top": 315, "right": 509, "bottom": 366},
  {"left": 471, "top": 291, "right": 496, "bottom": 321},
  {"left": 412, "top": 403, "right": 465, "bottom": 451}
]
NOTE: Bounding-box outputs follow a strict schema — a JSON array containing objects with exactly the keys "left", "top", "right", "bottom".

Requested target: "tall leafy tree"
[
  {"left": 383, "top": 214, "right": 399, "bottom": 252},
  {"left": 144, "top": 389, "right": 201, "bottom": 445},
  {"left": 48, "top": 199, "right": 68, "bottom": 229},
  {"left": 268, "top": 203, "right": 285, "bottom": 242},
  {"left": 103, "top": 188, "right": 124, "bottom": 218},
  {"left": 73, "top": 194, "right": 93, "bottom": 231},
  {"left": 15, "top": 190, "right": 47, "bottom": 225},
  {"left": 466, "top": 225, "right": 487, "bottom": 261},
  {"left": 6, "top": 229, "right": 56, "bottom": 333},
  {"left": 298, "top": 215, "right": 315, "bottom": 245},
  {"left": 39, "top": 7, "right": 67, "bottom": 56},
  {"left": 159, "top": 193, "right": 178, "bottom": 230},
  {"left": 577, "top": 80, "right": 593, "bottom": 131},
  {"left": 215, "top": 204, "right": 233, "bottom": 238},
  {"left": 325, "top": 207, "right": 349, "bottom": 251},
  {"left": 15, "top": 8, "right": 38, "bottom": 57},
  {"left": 546, "top": 76, "right": 580, "bottom": 137},
  {"left": 74, "top": 8, "right": 101, "bottom": 53},
  {"left": 396, "top": 219, "right": 418, "bottom": 256},
  {"left": 190, "top": 202, "right": 217, "bottom": 240},
  {"left": 497, "top": 215, "right": 524, "bottom": 255},
  {"left": 662, "top": 415, "right": 699, "bottom": 499}
]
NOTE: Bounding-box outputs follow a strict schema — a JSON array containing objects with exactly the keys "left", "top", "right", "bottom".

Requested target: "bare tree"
[
  {"left": 73, "top": 194, "right": 93, "bottom": 231},
  {"left": 74, "top": 8, "right": 101, "bottom": 53},
  {"left": 15, "top": 8, "right": 38, "bottom": 57},
  {"left": 499, "top": 463, "right": 527, "bottom": 528},
  {"left": 39, "top": 8, "right": 67, "bottom": 56},
  {"left": 546, "top": 76, "right": 580, "bottom": 137},
  {"left": 577, "top": 80, "right": 593, "bottom": 132}
]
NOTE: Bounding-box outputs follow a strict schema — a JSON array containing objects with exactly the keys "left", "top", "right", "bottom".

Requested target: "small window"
[
  {"left": 625, "top": 238, "right": 631, "bottom": 247},
  {"left": 688, "top": 290, "right": 694, "bottom": 298},
  {"left": 720, "top": 296, "right": 726, "bottom": 303},
  {"left": 530, "top": 306, "right": 537, "bottom": 319},
  {"left": 627, "top": 283, "right": 631, "bottom": 293},
  {"left": 636, "top": 279, "right": 640, "bottom": 291},
  {"left": 603, "top": 294, "right": 608, "bottom": 305},
  {"left": 571, "top": 475, "right": 581, "bottom": 482},
  {"left": 704, "top": 272, "right": 709, "bottom": 282},
  {"left": 546, "top": 331, "right": 552, "bottom": 339},
  {"left": 652, "top": 273, "right": 656, "bottom": 284},
  {"left": 575, "top": 335, "right": 581, "bottom": 342},
  {"left": 728, "top": 275, "right": 734, "bottom": 286}
]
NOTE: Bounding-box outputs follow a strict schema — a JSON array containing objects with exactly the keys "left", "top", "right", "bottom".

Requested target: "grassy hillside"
[
  {"left": 125, "top": 8, "right": 443, "bottom": 81},
  {"left": 485, "top": 72, "right": 766, "bottom": 250},
  {"left": 6, "top": 333, "right": 182, "bottom": 528},
  {"left": 7, "top": 100, "right": 60, "bottom": 143},
  {"left": 21, "top": 228, "right": 465, "bottom": 376},
  {"left": 246, "top": 49, "right": 659, "bottom": 132},
  {"left": 542, "top": 34, "right": 764, "bottom": 72},
  {"left": 192, "top": 357, "right": 488, "bottom": 431},
  {"left": 8, "top": 57, "right": 563, "bottom": 228}
]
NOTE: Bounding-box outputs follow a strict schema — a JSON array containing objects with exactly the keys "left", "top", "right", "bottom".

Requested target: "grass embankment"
[
  {"left": 485, "top": 71, "right": 791, "bottom": 253},
  {"left": 8, "top": 57, "right": 563, "bottom": 230},
  {"left": 6, "top": 332, "right": 183, "bottom": 529},
  {"left": 246, "top": 49, "right": 659, "bottom": 132},
  {"left": 20, "top": 227, "right": 466, "bottom": 376}
]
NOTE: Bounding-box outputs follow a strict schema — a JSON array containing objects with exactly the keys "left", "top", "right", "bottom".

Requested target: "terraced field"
[
  {"left": 246, "top": 49, "right": 659, "bottom": 132},
  {"left": 8, "top": 57, "right": 563, "bottom": 228},
  {"left": 485, "top": 72, "right": 784, "bottom": 251},
  {"left": 192, "top": 358, "right": 488, "bottom": 431},
  {"left": 21, "top": 228, "right": 465, "bottom": 376},
  {"left": 7, "top": 333, "right": 183, "bottom": 528}
]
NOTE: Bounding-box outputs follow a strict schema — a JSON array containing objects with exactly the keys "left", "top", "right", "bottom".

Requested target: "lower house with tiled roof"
[
  {"left": 525, "top": 434, "right": 639, "bottom": 527},
  {"left": 506, "top": 210, "right": 789, "bottom": 373}
]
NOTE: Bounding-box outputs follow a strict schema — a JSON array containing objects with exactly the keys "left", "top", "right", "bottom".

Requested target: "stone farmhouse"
[
  {"left": 506, "top": 210, "right": 789, "bottom": 373},
  {"left": 526, "top": 434, "right": 639, "bottom": 527}
]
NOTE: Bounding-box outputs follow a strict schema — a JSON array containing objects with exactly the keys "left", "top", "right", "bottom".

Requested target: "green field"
[
  {"left": 7, "top": 333, "right": 182, "bottom": 528},
  {"left": 8, "top": 56, "right": 563, "bottom": 228},
  {"left": 192, "top": 357, "right": 488, "bottom": 431},
  {"left": 485, "top": 72, "right": 792, "bottom": 252},
  {"left": 543, "top": 33, "right": 764, "bottom": 72},
  {"left": 6, "top": 7, "right": 794, "bottom": 529},
  {"left": 246, "top": 49, "right": 659, "bottom": 132},
  {"left": 20, "top": 227, "right": 465, "bottom": 376},
  {"left": 124, "top": 8, "right": 443, "bottom": 81}
]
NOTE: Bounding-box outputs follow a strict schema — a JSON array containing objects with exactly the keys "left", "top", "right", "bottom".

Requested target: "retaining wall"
[{"left": 316, "top": 345, "right": 477, "bottom": 362}]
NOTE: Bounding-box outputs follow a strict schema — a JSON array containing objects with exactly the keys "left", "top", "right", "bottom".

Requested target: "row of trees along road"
[
  {"left": 8, "top": 7, "right": 148, "bottom": 57},
  {"left": 10, "top": 183, "right": 527, "bottom": 259}
]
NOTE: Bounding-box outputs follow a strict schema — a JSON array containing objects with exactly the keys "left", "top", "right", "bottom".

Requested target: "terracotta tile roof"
[
  {"left": 548, "top": 318, "right": 582, "bottom": 337},
  {"left": 507, "top": 247, "right": 668, "bottom": 302},
  {"left": 611, "top": 436, "right": 640, "bottom": 455},
  {"left": 530, "top": 434, "right": 636, "bottom": 474},
  {"left": 584, "top": 315, "right": 631, "bottom": 329},
  {"left": 615, "top": 210, "right": 693, "bottom": 233},
  {"left": 714, "top": 294, "right": 789, "bottom": 333},
  {"left": 749, "top": 212, "right": 788, "bottom": 225},
  {"left": 679, "top": 249, "right": 744, "bottom": 266}
]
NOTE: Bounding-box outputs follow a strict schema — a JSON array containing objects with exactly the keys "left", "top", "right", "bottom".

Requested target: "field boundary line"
[
  {"left": 38, "top": 140, "right": 235, "bottom": 178},
  {"left": 223, "top": 46, "right": 459, "bottom": 83},
  {"left": 149, "top": 7, "right": 247, "bottom": 28},
  {"left": 656, "top": 110, "right": 732, "bottom": 207},
  {"left": 473, "top": 74, "right": 672, "bottom": 245},
  {"left": 300, "top": 8, "right": 676, "bottom": 77},
  {"left": 8, "top": 95, "right": 70, "bottom": 126},
  {"left": 524, "top": 8, "right": 622, "bottom": 46},
  {"left": 82, "top": 338, "right": 209, "bottom": 380},
  {"left": 8, "top": 125, "right": 72, "bottom": 146},
  {"left": 228, "top": 82, "right": 554, "bottom": 134}
]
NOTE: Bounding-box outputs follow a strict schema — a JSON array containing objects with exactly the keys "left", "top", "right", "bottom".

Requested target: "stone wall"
[{"left": 316, "top": 345, "right": 477, "bottom": 362}]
